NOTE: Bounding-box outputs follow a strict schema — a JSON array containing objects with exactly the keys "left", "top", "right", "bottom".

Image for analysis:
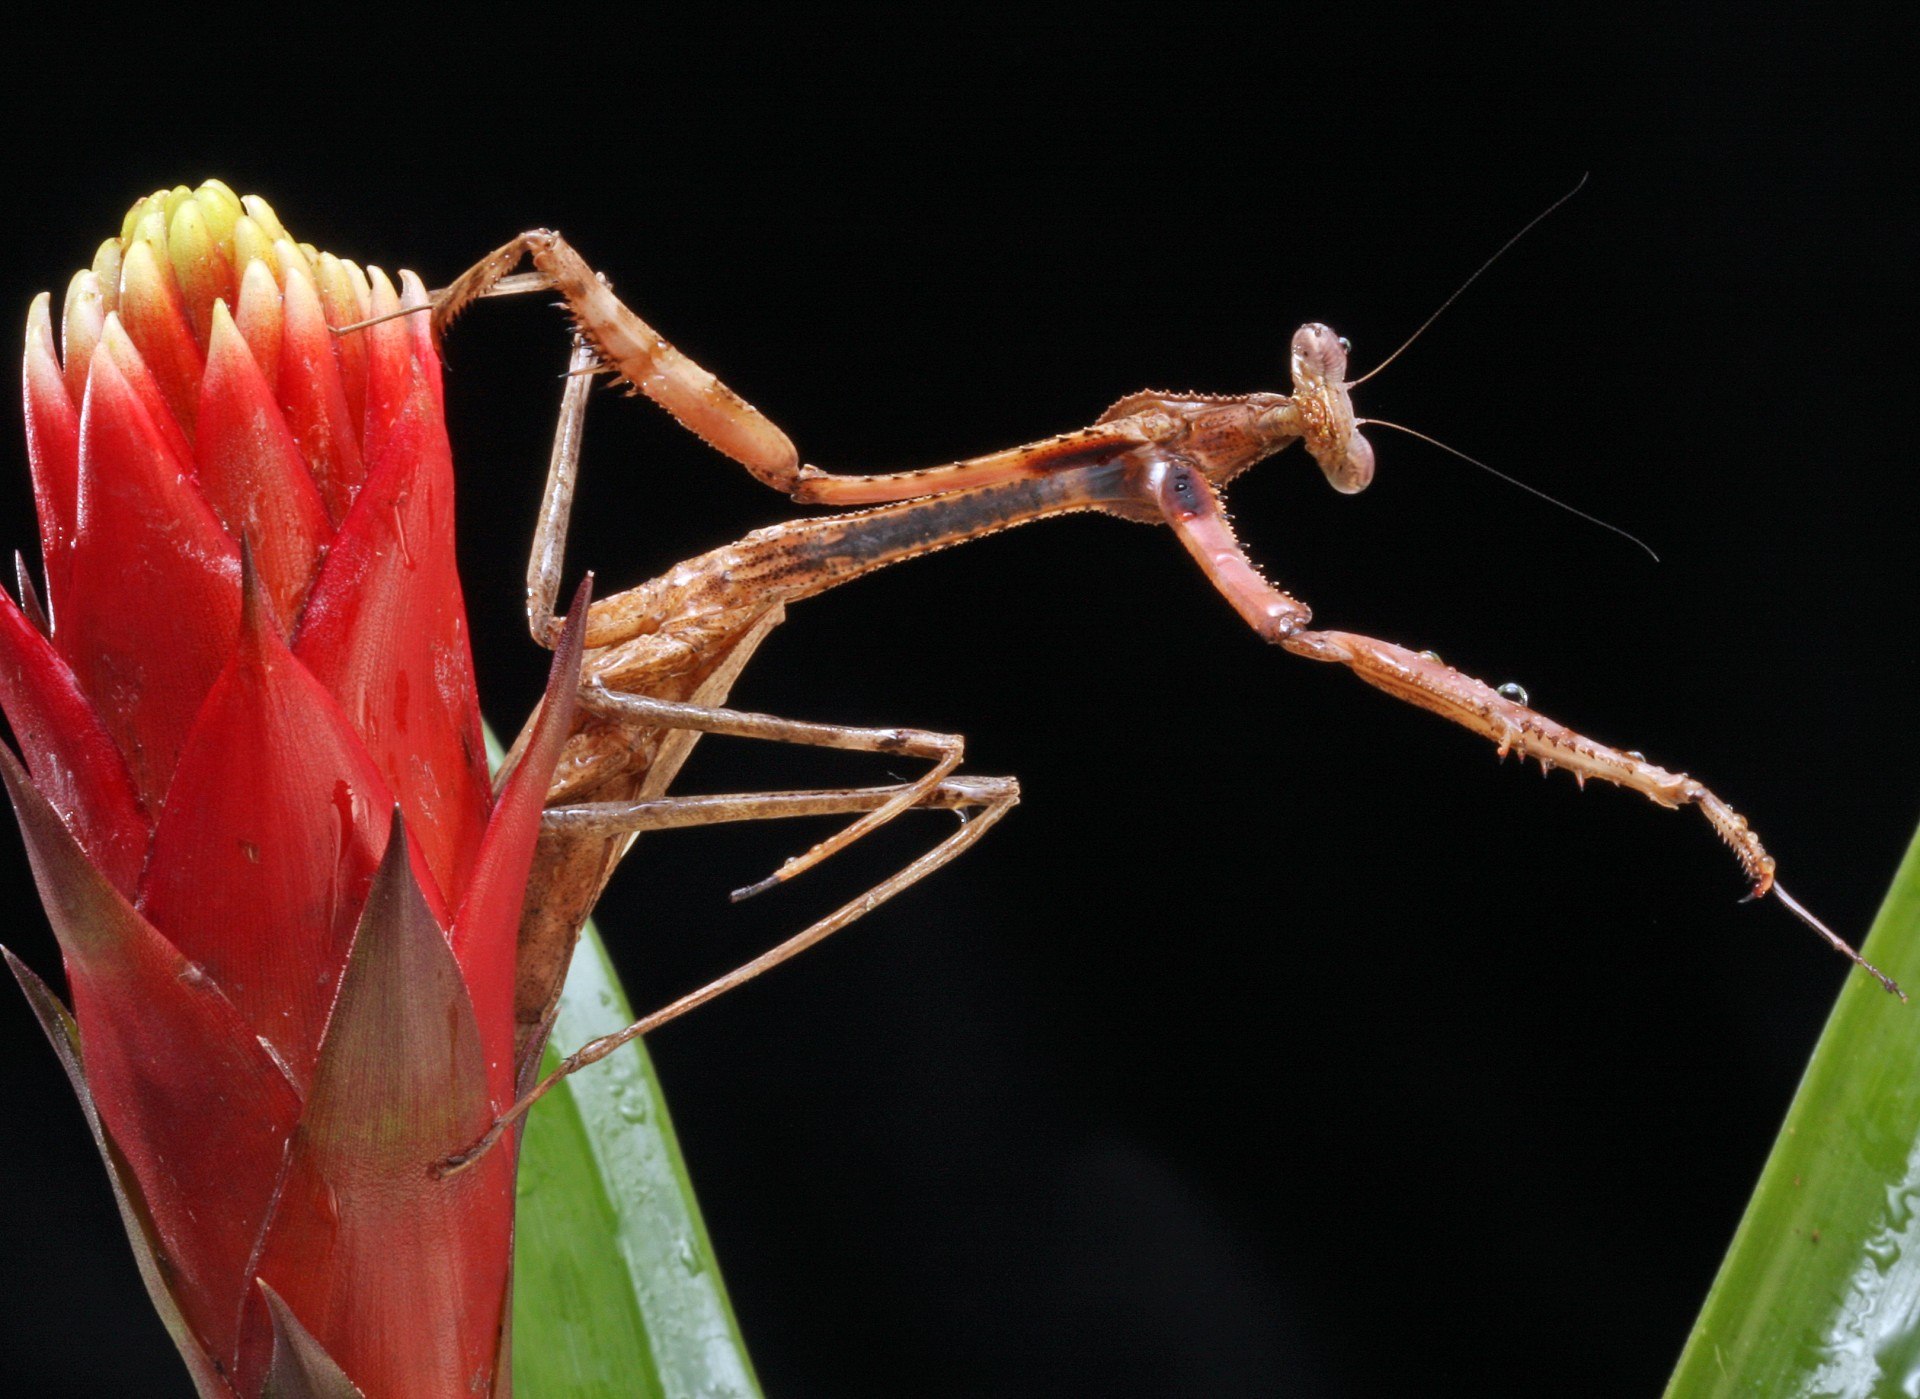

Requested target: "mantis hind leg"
[{"left": 446, "top": 770, "right": 1020, "bottom": 1178}]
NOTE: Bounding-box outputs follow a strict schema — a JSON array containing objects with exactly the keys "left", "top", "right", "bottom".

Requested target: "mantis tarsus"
[{"left": 429, "top": 222, "right": 1896, "bottom": 1174}]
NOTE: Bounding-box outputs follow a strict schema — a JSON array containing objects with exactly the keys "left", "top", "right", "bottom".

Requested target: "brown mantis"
[{"left": 427, "top": 222, "right": 1897, "bottom": 1173}]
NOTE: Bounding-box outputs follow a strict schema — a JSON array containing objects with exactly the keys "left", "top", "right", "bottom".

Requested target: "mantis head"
[{"left": 1288, "top": 322, "right": 1375, "bottom": 494}]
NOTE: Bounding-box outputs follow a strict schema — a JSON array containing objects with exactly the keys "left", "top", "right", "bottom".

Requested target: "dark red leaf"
[
  {"left": 248, "top": 815, "right": 512, "bottom": 1399},
  {"left": 141, "top": 564, "right": 439, "bottom": 1086},
  {"left": 455, "top": 578, "right": 588, "bottom": 1104},
  {"left": 1, "top": 744, "right": 301, "bottom": 1377},
  {"left": 257, "top": 1284, "right": 367, "bottom": 1399},
  {"left": 195, "top": 302, "right": 331, "bottom": 631},
  {"left": 293, "top": 359, "right": 488, "bottom": 913},
  {"left": 0, "top": 586, "right": 148, "bottom": 893},
  {"left": 5, "top": 948, "right": 238, "bottom": 1399},
  {"left": 23, "top": 293, "right": 78, "bottom": 616}
]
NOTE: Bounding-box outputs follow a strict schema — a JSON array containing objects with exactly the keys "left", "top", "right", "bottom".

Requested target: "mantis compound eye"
[
  {"left": 1290, "top": 323, "right": 1352, "bottom": 387},
  {"left": 1325, "top": 428, "right": 1375, "bottom": 494}
]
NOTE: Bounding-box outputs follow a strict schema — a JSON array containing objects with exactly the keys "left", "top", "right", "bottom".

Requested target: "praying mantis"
[{"left": 420, "top": 218, "right": 1898, "bottom": 1172}]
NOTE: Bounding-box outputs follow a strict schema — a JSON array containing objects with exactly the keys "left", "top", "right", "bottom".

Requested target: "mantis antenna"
[
  {"left": 1360, "top": 416, "right": 1660, "bottom": 563},
  {"left": 1347, "top": 173, "right": 1590, "bottom": 389}
]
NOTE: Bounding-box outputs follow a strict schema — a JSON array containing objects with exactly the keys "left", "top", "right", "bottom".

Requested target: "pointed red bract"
[
  {"left": 12, "top": 184, "right": 555, "bottom": 1399},
  {"left": 277, "top": 267, "right": 364, "bottom": 526},
  {"left": 455, "top": 579, "right": 588, "bottom": 1102},
  {"left": 233, "top": 262, "right": 283, "bottom": 397},
  {"left": 398, "top": 272, "right": 445, "bottom": 420},
  {"left": 359, "top": 269, "right": 415, "bottom": 466},
  {"left": 295, "top": 363, "right": 488, "bottom": 912},
  {"left": 0, "top": 586, "right": 148, "bottom": 892},
  {"left": 196, "top": 303, "right": 331, "bottom": 631},
  {"left": 142, "top": 570, "right": 410, "bottom": 1085},
  {"left": 23, "top": 294, "right": 78, "bottom": 615},
  {"left": 312, "top": 255, "right": 371, "bottom": 439},
  {"left": 62, "top": 348, "right": 241, "bottom": 807},
  {"left": 250, "top": 820, "right": 512, "bottom": 1399},
  {"left": 58, "top": 270, "right": 105, "bottom": 412},
  {"left": 116, "top": 237, "right": 205, "bottom": 436},
  {"left": 95, "top": 313, "right": 197, "bottom": 475},
  {"left": 2, "top": 745, "right": 302, "bottom": 1376}
]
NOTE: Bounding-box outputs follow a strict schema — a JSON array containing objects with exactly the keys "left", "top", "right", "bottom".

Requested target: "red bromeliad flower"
[{"left": 2, "top": 181, "right": 583, "bottom": 1397}]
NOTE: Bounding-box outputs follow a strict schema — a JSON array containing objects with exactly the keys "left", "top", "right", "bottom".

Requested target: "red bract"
[{"left": 2, "top": 181, "right": 584, "bottom": 1398}]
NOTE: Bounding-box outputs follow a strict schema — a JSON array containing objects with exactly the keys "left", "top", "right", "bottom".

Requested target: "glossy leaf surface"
[
  {"left": 512, "top": 919, "right": 764, "bottom": 1399},
  {"left": 1669, "top": 822, "right": 1920, "bottom": 1395}
]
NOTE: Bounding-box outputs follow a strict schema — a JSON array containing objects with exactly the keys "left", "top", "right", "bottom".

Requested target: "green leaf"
[
  {"left": 1669, "top": 821, "right": 1920, "bottom": 1396},
  {"left": 510, "top": 917, "right": 762, "bottom": 1399}
]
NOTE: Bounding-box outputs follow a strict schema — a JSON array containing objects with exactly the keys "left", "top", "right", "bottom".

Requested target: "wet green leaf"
[
  {"left": 510, "top": 917, "right": 762, "bottom": 1399},
  {"left": 1669, "top": 822, "right": 1920, "bottom": 1396}
]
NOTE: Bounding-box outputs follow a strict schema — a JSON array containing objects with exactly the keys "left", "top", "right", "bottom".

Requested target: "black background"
[{"left": 0, "top": 14, "right": 1913, "bottom": 1397}]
